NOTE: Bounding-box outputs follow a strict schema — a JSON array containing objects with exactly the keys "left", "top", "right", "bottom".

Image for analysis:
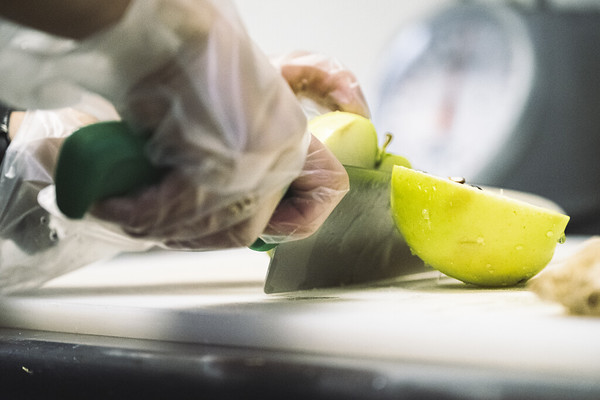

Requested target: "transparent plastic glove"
[
  {"left": 271, "top": 51, "right": 371, "bottom": 118},
  {"left": 0, "top": 0, "right": 310, "bottom": 250},
  {"left": 260, "top": 134, "right": 349, "bottom": 243}
]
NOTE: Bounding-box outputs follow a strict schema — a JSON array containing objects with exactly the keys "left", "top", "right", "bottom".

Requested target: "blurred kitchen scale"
[{"left": 374, "top": 0, "right": 600, "bottom": 233}]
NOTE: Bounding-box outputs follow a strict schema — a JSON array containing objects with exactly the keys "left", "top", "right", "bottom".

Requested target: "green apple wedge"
[{"left": 390, "top": 166, "right": 570, "bottom": 287}]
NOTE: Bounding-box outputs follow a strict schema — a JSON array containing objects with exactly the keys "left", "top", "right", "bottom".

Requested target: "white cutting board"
[{"left": 1, "top": 236, "right": 599, "bottom": 382}]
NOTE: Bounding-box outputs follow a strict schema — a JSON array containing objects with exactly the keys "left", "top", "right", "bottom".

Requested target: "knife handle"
[
  {"left": 55, "top": 120, "right": 274, "bottom": 251},
  {"left": 248, "top": 238, "right": 278, "bottom": 252},
  {"left": 55, "top": 121, "right": 162, "bottom": 219}
]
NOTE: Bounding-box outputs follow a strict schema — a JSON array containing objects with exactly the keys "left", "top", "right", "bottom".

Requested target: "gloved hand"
[
  {"left": 116, "top": 50, "right": 369, "bottom": 247},
  {"left": 0, "top": 1, "right": 367, "bottom": 255},
  {"left": 0, "top": 0, "right": 311, "bottom": 250}
]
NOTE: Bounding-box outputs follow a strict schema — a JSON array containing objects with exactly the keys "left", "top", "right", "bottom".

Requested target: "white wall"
[{"left": 232, "top": 0, "right": 451, "bottom": 106}]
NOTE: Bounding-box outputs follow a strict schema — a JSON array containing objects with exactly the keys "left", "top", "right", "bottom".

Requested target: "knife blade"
[{"left": 263, "top": 166, "right": 429, "bottom": 294}]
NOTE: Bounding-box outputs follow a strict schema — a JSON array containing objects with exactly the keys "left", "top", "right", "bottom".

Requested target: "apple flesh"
[
  {"left": 308, "top": 111, "right": 379, "bottom": 169},
  {"left": 390, "top": 166, "right": 570, "bottom": 287}
]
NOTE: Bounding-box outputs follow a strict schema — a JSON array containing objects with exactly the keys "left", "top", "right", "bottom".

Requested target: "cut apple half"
[
  {"left": 390, "top": 166, "right": 570, "bottom": 287},
  {"left": 308, "top": 111, "right": 379, "bottom": 169}
]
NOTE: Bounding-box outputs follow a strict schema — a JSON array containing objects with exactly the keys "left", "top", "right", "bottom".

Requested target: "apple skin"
[
  {"left": 390, "top": 166, "right": 570, "bottom": 287},
  {"left": 308, "top": 111, "right": 379, "bottom": 169}
]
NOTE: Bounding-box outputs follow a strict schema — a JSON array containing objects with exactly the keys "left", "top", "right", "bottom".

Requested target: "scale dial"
[{"left": 374, "top": 4, "right": 534, "bottom": 179}]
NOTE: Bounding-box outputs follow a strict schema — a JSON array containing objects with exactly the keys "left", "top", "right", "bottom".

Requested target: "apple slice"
[
  {"left": 308, "top": 111, "right": 378, "bottom": 168},
  {"left": 390, "top": 166, "right": 570, "bottom": 287}
]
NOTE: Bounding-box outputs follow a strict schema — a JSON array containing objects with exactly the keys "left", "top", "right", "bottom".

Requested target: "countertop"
[{"left": 1, "top": 236, "right": 599, "bottom": 399}]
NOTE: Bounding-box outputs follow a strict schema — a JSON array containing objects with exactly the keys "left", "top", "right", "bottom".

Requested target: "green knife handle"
[
  {"left": 248, "top": 238, "right": 278, "bottom": 252},
  {"left": 55, "top": 120, "right": 274, "bottom": 251},
  {"left": 55, "top": 121, "right": 161, "bottom": 219}
]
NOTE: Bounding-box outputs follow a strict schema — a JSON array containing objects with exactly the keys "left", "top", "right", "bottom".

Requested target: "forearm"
[{"left": 0, "top": 0, "right": 131, "bottom": 39}]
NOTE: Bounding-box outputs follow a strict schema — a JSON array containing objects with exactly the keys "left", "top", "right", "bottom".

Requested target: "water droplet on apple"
[
  {"left": 515, "top": 245, "right": 524, "bottom": 251},
  {"left": 421, "top": 209, "right": 431, "bottom": 229},
  {"left": 476, "top": 236, "right": 485, "bottom": 245},
  {"left": 546, "top": 231, "right": 554, "bottom": 238},
  {"left": 558, "top": 233, "right": 566, "bottom": 244}
]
